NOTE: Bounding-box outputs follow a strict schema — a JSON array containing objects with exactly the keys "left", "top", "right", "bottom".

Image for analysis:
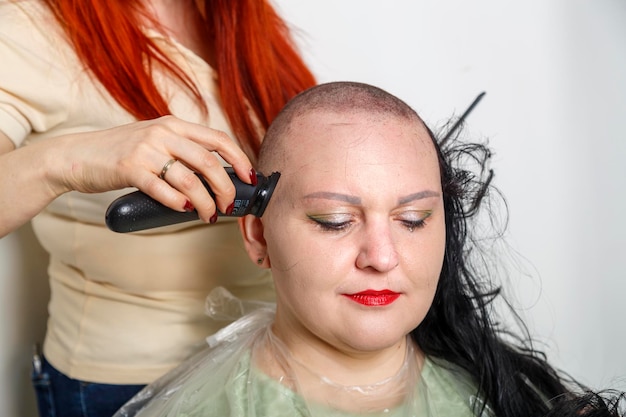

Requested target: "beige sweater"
[{"left": 0, "top": 0, "right": 274, "bottom": 384}]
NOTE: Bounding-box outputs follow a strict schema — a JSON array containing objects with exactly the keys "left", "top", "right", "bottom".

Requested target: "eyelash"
[
  {"left": 308, "top": 215, "right": 430, "bottom": 233},
  {"left": 309, "top": 217, "right": 351, "bottom": 232},
  {"left": 401, "top": 218, "right": 428, "bottom": 232}
]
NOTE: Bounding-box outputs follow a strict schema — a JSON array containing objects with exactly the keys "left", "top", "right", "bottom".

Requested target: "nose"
[{"left": 355, "top": 219, "right": 399, "bottom": 272}]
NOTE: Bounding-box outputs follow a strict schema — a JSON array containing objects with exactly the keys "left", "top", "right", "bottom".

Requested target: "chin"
[
  {"left": 351, "top": 340, "right": 405, "bottom": 353},
  {"left": 340, "top": 324, "right": 411, "bottom": 353}
]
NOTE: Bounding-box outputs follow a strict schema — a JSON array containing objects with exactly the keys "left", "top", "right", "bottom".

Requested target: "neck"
[
  {"left": 261, "top": 330, "right": 423, "bottom": 413},
  {"left": 272, "top": 323, "right": 421, "bottom": 387},
  {"left": 144, "top": 0, "right": 215, "bottom": 66}
]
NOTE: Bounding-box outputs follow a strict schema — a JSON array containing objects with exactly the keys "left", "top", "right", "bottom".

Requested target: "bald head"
[
  {"left": 258, "top": 81, "right": 428, "bottom": 174},
  {"left": 240, "top": 82, "right": 446, "bottom": 355}
]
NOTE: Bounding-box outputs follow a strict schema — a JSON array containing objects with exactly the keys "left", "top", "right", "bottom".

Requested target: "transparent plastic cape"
[{"left": 114, "top": 287, "right": 493, "bottom": 417}]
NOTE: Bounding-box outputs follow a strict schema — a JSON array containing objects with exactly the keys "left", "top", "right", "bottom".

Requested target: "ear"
[{"left": 238, "top": 216, "right": 270, "bottom": 268}]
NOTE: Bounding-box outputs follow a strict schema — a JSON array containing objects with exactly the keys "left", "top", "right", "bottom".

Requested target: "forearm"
[{"left": 0, "top": 136, "right": 69, "bottom": 237}]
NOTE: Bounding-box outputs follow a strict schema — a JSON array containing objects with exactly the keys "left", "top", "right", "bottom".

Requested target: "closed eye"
[
  {"left": 398, "top": 210, "right": 432, "bottom": 232},
  {"left": 401, "top": 219, "right": 428, "bottom": 232},
  {"left": 307, "top": 214, "right": 353, "bottom": 232}
]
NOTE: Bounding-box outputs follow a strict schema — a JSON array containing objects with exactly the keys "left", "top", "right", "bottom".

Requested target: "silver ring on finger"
[{"left": 159, "top": 158, "right": 178, "bottom": 180}]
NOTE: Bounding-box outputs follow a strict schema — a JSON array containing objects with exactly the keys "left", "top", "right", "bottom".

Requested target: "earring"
[{"left": 256, "top": 257, "right": 264, "bottom": 265}]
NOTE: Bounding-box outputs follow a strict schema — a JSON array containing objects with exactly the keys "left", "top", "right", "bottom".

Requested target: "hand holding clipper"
[{"left": 105, "top": 167, "right": 280, "bottom": 233}]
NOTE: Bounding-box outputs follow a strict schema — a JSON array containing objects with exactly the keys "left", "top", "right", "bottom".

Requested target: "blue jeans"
[{"left": 31, "top": 353, "right": 145, "bottom": 417}]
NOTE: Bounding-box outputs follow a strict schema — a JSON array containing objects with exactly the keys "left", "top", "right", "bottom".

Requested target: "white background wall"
[{"left": 1, "top": 1, "right": 624, "bottom": 415}]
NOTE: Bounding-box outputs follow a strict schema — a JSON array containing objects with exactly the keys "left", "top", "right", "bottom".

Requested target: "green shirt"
[
  {"left": 121, "top": 308, "right": 493, "bottom": 417},
  {"left": 179, "top": 354, "right": 488, "bottom": 417}
]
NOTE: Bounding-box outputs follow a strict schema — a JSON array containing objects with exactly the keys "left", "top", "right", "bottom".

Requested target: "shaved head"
[{"left": 258, "top": 81, "right": 427, "bottom": 175}]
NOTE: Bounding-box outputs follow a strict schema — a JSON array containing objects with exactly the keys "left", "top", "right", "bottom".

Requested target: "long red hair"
[{"left": 41, "top": 0, "right": 316, "bottom": 159}]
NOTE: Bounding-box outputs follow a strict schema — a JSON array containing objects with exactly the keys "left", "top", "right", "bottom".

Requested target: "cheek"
[
  {"left": 265, "top": 222, "right": 317, "bottom": 273},
  {"left": 266, "top": 229, "right": 353, "bottom": 307},
  {"left": 406, "top": 220, "right": 446, "bottom": 288},
  {"left": 429, "top": 223, "right": 447, "bottom": 277},
  {"left": 429, "top": 225, "right": 446, "bottom": 284},
  {"left": 267, "top": 241, "right": 327, "bottom": 322}
]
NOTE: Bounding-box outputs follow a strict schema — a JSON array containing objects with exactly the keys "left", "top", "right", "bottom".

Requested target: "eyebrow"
[
  {"left": 303, "top": 192, "right": 361, "bottom": 204},
  {"left": 303, "top": 190, "right": 440, "bottom": 205},
  {"left": 398, "top": 190, "right": 441, "bottom": 204}
]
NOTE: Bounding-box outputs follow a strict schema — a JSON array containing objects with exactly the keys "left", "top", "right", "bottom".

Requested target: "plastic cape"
[{"left": 114, "top": 287, "right": 494, "bottom": 417}]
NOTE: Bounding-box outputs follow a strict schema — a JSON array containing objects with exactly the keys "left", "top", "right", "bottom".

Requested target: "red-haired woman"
[{"left": 0, "top": 0, "right": 316, "bottom": 415}]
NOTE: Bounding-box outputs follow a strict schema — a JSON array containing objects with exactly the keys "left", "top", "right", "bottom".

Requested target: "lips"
[{"left": 343, "top": 290, "right": 400, "bottom": 306}]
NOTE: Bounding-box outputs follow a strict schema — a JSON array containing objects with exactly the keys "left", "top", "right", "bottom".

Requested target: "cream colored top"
[{"left": 0, "top": 0, "right": 274, "bottom": 383}]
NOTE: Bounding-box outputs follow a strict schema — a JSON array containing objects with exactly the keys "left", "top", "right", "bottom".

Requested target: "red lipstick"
[{"left": 344, "top": 290, "right": 400, "bottom": 306}]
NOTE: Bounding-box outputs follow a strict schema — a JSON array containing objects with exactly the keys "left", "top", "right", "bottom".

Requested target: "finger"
[
  {"left": 159, "top": 159, "right": 221, "bottom": 222},
  {"left": 131, "top": 160, "right": 218, "bottom": 224},
  {"left": 123, "top": 117, "right": 253, "bottom": 215},
  {"left": 150, "top": 122, "right": 248, "bottom": 213},
  {"left": 160, "top": 116, "right": 255, "bottom": 185},
  {"left": 132, "top": 168, "right": 194, "bottom": 216},
  {"left": 158, "top": 146, "right": 236, "bottom": 215}
]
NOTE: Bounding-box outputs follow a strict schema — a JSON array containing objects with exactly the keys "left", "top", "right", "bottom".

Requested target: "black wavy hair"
[
  {"left": 545, "top": 390, "right": 626, "bottom": 417},
  {"left": 411, "top": 123, "right": 575, "bottom": 416}
]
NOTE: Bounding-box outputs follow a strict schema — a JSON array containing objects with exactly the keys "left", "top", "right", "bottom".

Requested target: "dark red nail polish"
[
  {"left": 225, "top": 202, "right": 235, "bottom": 216},
  {"left": 249, "top": 168, "right": 258, "bottom": 186},
  {"left": 209, "top": 212, "right": 218, "bottom": 224},
  {"left": 183, "top": 200, "right": 194, "bottom": 212}
]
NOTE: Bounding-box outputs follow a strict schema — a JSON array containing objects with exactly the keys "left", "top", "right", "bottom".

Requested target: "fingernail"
[
  {"left": 183, "top": 200, "right": 195, "bottom": 212},
  {"left": 249, "top": 168, "right": 258, "bottom": 186},
  {"left": 225, "top": 202, "right": 235, "bottom": 216},
  {"left": 209, "top": 212, "right": 218, "bottom": 224}
]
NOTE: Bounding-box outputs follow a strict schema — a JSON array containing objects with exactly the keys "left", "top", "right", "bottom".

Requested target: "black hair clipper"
[{"left": 105, "top": 167, "right": 280, "bottom": 233}]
